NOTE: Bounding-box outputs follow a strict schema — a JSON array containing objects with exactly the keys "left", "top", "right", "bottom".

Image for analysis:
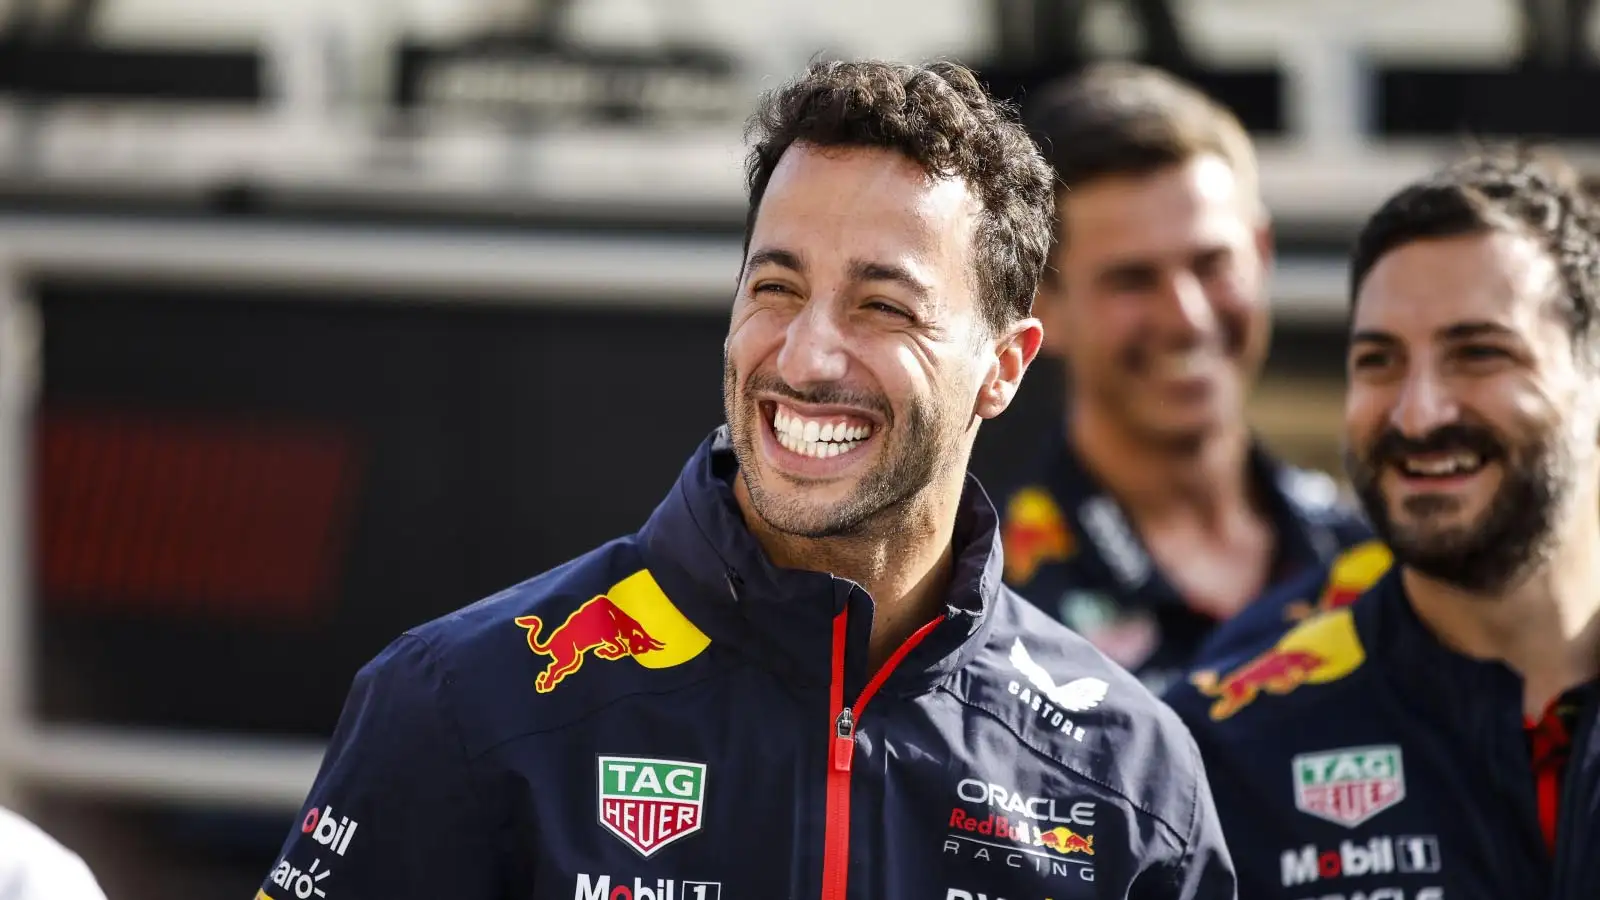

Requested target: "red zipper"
[{"left": 820, "top": 610, "right": 945, "bottom": 900}]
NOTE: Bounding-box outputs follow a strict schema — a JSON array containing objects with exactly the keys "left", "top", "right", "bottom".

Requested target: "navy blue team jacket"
[
  {"left": 257, "top": 429, "right": 1235, "bottom": 900},
  {"left": 1165, "top": 562, "right": 1600, "bottom": 900},
  {"left": 997, "top": 430, "right": 1370, "bottom": 693}
]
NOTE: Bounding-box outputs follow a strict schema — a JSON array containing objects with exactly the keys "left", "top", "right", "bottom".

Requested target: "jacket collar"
[
  {"left": 1038, "top": 427, "right": 1348, "bottom": 592},
  {"left": 638, "top": 427, "right": 1004, "bottom": 698},
  {"left": 1361, "top": 567, "right": 1534, "bottom": 735}
]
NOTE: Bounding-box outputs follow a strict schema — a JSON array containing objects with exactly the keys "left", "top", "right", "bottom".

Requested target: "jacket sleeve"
[
  {"left": 1131, "top": 726, "right": 1237, "bottom": 900},
  {"left": 1169, "top": 753, "right": 1238, "bottom": 900},
  {"left": 256, "top": 635, "right": 505, "bottom": 900}
]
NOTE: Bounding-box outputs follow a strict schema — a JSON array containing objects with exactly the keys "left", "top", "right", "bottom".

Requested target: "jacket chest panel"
[
  {"left": 500, "top": 691, "right": 1112, "bottom": 900},
  {"left": 1221, "top": 725, "right": 1553, "bottom": 900}
]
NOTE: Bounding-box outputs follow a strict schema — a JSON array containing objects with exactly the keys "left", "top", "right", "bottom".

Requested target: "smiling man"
[
  {"left": 1000, "top": 64, "right": 1370, "bottom": 694},
  {"left": 255, "top": 60, "right": 1234, "bottom": 900},
  {"left": 1165, "top": 151, "right": 1600, "bottom": 899}
]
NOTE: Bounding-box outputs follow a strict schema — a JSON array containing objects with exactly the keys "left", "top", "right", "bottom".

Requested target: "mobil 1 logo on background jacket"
[{"left": 256, "top": 428, "right": 1234, "bottom": 900}]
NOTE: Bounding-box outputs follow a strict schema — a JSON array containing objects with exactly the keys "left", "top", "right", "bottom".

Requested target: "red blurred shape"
[{"left": 36, "top": 409, "right": 360, "bottom": 623}]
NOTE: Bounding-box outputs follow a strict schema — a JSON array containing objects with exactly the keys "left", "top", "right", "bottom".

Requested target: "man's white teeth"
[
  {"left": 1402, "top": 452, "right": 1484, "bottom": 476},
  {"left": 772, "top": 408, "right": 873, "bottom": 458}
]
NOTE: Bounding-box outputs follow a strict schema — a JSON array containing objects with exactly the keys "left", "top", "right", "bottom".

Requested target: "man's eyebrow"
[
  {"left": 1349, "top": 329, "right": 1397, "bottom": 346},
  {"left": 1349, "top": 321, "right": 1518, "bottom": 349},
  {"left": 1438, "top": 320, "right": 1515, "bottom": 341},
  {"left": 848, "top": 259, "right": 931, "bottom": 301},
  {"left": 743, "top": 248, "right": 804, "bottom": 281}
]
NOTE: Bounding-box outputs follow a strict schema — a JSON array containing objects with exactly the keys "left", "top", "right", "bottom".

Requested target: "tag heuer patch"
[
  {"left": 1293, "top": 745, "right": 1405, "bottom": 827},
  {"left": 597, "top": 756, "right": 707, "bottom": 856}
]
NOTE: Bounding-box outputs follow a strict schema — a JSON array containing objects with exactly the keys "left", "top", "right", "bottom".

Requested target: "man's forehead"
[
  {"left": 1058, "top": 158, "right": 1252, "bottom": 254},
  {"left": 757, "top": 144, "right": 980, "bottom": 247},
  {"left": 1353, "top": 231, "right": 1560, "bottom": 335}
]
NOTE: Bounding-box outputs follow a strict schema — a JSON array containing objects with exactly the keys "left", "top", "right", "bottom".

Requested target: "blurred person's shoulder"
[
  {"left": 1163, "top": 544, "right": 1392, "bottom": 745},
  {"left": 951, "top": 587, "right": 1212, "bottom": 835},
  {"left": 1193, "top": 538, "right": 1392, "bottom": 666},
  {"left": 0, "top": 807, "right": 107, "bottom": 900},
  {"left": 358, "top": 535, "right": 719, "bottom": 751},
  {"left": 1276, "top": 461, "right": 1372, "bottom": 545}
]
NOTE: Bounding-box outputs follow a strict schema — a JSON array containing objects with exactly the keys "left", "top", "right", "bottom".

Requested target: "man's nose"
[
  {"left": 1155, "top": 270, "right": 1217, "bottom": 338},
  {"left": 1389, "top": 370, "right": 1459, "bottom": 437},
  {"left": 774, "top": 298, "right": 850, "bottom": 388}
]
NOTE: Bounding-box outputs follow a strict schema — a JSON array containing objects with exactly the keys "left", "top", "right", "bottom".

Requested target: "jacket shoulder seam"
[
  {"left": 458, "top": 665, "right": 738, "bottom": 760},
  {"left": 388, "top": 633, "right": 504, "bottom": 811}
]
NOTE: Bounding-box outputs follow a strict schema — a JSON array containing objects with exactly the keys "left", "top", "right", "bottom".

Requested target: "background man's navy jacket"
[
  {"left": 258, "top": 429, "right": 1235, "bottom": 900},
  {"left": 1167, "top": 561, "right": 1600, "bottom": 899},
  {"left": 997, "top": 429, "right": 1370, "bottom": 694}
]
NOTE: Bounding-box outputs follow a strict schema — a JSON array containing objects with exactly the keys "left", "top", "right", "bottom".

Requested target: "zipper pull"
[{"left": 833, "top": 707, "right": 855, "bottom": 772}]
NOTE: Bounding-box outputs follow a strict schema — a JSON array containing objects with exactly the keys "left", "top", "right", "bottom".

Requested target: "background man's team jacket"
[
  {"left": 257, "top": 429, "right": 1235, "bottom": 900},
  {"left": 997, "top": 429, "right": 1370, "bottom": 694},
  {"left": 1166, "top": 557, "right": 1600, "bottom": 900}
]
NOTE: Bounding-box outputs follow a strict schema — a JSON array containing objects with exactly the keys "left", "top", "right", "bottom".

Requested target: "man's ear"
[
  {"left": 1254, "top": 216, "right": 1276, "bottom": 279},
  {"left": 976, "top": 317, "right": 1044, "bottom": 420}
]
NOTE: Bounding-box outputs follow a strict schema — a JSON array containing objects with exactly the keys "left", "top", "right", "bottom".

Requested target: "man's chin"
[
  {"left": 750, "top": 498, "right": 868, "bottom": 540},
  {"left": 1385, "top": 522, "right": 1529, "bottom": 593},
  {"left": 740, "top": 466, "right": 865, "bottom": 537}
]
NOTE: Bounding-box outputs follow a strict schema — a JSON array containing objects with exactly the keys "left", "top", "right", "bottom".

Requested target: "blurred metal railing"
[
  {"left": 0, "top": 248, "right": 37, "bottom": 809},
  {"left": 0, "top": 0, "right": 1586, "bottom": 230}
]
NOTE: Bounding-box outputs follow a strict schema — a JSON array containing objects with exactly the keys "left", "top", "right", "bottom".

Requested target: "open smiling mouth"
[
  {"left": 1387, "top": 449, "right": 1502, "bottom": 499},
  {"left": 764, "top": 401, "right": 878, "bottom": 460},
  {"left": 1395, "top": 450, "right": 1491, "bottom": 480},
  {"left": 1401, "top": 448, "right": 1484, "bottom": 477}
]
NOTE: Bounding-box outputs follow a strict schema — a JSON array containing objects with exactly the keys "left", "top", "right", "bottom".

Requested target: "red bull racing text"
[{"left": 944, "top": 778, "right": 1097, "bottom": 882}]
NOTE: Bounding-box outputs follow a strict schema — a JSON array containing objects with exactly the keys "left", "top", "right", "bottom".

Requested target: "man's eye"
[
  {"left": 1350, "top": 351, "right": 1388, "bottom": 370},
  {"left": 1105, "top": 272, "right": 1157, "bottom": 293},
  {"left": 1459, "top": 345, "right": 1508, "bottom": 361},
  {"left": 867, "top": 301, "right": 912, "bottom": 319},
  {"left": 753, "top": 282, "right": 792, "bottom": 296}
]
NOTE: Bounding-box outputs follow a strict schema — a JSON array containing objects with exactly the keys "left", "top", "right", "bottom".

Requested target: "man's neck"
[
  {"left": 734, "top": 476, "right": 960, "bottom": 673},
  {"left": 1069, "top": 400, "right": 1256, "bottom": 527},
  {"left": 1405, "top": 517, "right": 1600, "bottom": 717}
]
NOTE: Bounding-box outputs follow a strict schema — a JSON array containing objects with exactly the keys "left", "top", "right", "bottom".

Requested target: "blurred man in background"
[
  {"left": 255, "top": 58, "right": 1233, "bottom": 899},
  {"left": 999, "top": 63, "right": 1370, "bottom": 692},
  {"left": 0, "top": 806, "right": 108, "bottom": 900},
  {"left": 1167, "top": 151, "right": 1600, "bottom": 898}
]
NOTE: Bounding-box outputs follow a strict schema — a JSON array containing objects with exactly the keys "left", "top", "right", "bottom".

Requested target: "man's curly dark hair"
[
  {"left": 743, "top": 59, "right": 1057, "bottom": 332},
  {"left": 1351, "top": 150, "right": 1600, "bottom": 364}
]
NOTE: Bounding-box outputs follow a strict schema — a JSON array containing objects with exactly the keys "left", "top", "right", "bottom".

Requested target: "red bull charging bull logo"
[
  {"left": 1036, "top": 826, "right": 1095, "bottom": 856},
  {"left": 1284, "top": 541, "right": 1393, "bottom": 623},
  {"left": 1190, "top": 607, "right": 1366, "bottom": 721},
  {"left": 515, "top": 569, "right": 709, "bottom": 693},
  {"left": 1002, "top": 487, "right": 1074, "bottom": 585}
]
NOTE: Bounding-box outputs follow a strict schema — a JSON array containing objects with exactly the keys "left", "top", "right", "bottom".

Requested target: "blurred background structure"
[{"left": 1, "top": 0, "right": 1599, "bottom": 895}]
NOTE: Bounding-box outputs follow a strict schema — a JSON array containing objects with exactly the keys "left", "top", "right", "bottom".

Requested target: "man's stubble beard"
[
  {"left": 723, "top": 355, "right": 966, "bottom": 540},
  {"left": 1344, "top": 424, "right": 1573, "bottom": 594}
]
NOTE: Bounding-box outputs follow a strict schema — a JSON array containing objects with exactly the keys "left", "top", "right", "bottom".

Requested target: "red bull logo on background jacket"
[
  {"left": 1165, "top": 564, "right": 1600, "bottom": 900},
  {"left": 257, "top": 428, "right": 1235, "bottom": 900},
  {"left": 997, "top": 430, "right": 1371, "bottom": 695}
]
